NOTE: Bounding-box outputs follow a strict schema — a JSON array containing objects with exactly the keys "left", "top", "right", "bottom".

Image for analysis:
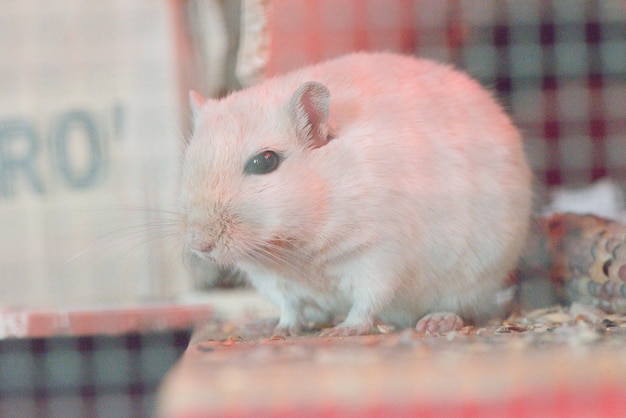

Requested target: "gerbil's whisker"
[
  {"left": 63, "top": 205, "right": 184, "bottom": 265},
  {"left": 244, "top": 238, "right": 317, "bottom": 284}
]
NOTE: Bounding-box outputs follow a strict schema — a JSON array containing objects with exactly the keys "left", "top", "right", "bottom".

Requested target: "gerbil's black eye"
[{"left": 244, "top": 150, "right": 280, "bottom": 175}]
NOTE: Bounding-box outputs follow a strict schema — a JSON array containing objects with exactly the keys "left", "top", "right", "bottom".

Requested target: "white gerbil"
[{"left": 180, "top": 52, "right": 532, "bottom": 337}]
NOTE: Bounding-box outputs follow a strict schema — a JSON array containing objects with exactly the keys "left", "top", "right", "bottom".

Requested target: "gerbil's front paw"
[
  {"left": 415, "top": 312, "right": 464, "bottom": 335},
  {"left": 273, "top": 322, "right": 303, "bottom": 337},
  {"left": 319, "top": 323, "right": 371, "bottom": 338}
]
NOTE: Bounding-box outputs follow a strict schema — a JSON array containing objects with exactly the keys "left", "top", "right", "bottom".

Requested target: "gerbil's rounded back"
[{"left": 179, "top": 52, "right": 532, "bottom": 336}]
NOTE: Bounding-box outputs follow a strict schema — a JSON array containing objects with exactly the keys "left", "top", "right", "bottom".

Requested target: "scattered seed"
[
  {"left": 602, "top": 318, "right": 618, "bottom": 328},
  {"left": 376, "top": 325, "right": 394, "bottom": 334}
]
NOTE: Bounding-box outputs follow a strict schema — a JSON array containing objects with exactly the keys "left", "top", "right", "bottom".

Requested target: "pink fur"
[{"left": 180, "top": 52, "right": 532, "bottom": 336}]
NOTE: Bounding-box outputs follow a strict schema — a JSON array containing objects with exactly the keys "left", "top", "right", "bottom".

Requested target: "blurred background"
[
  {"left": 0, "top": 0, "right": 624, "bottom": 416},
  {"left": 0, "top": 0, "right": 624, "bottom": 309}
]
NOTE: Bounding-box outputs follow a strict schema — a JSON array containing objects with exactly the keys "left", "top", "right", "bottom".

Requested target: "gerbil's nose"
[{"left": 187, "top": 229, "right": 215, "bottom": 253}]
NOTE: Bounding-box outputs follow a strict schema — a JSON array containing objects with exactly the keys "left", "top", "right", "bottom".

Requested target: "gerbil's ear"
[
  {"left": 289, "top": 81, "right": 330, "bottom": 148},
  {"left": 189, "top": 90, "right": 207, "bottom": 121}
]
